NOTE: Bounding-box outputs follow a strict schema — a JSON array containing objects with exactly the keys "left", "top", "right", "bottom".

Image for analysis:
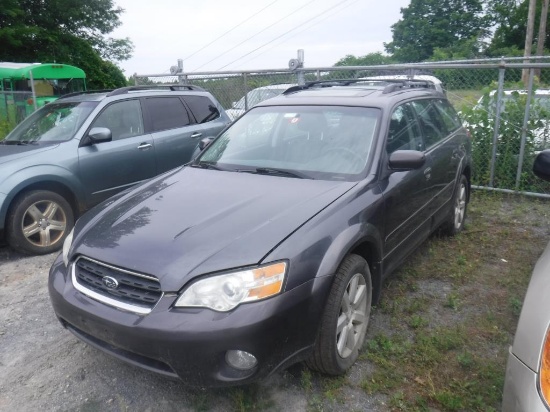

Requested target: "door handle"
[
  {"left": 191, "top": 132, "right": 202, "bottom": 138},
  {"left": 138, "top": 143, "right": 153, "bottom": 150},
  {"left": 423, "top": 167, "right": 432, "bottom": 180}
]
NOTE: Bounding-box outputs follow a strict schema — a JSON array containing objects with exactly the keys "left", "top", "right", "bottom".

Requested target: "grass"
[{"left": 353, "top": 191, "right": 548, "bottom": 411}]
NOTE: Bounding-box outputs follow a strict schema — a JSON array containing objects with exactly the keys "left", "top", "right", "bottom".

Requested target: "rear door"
[
  {"left": 78, "top": 98, "right": 156, "bottom": 207},
  {"left": 410, "top": 99, "right": 464, "bottom": 218}
]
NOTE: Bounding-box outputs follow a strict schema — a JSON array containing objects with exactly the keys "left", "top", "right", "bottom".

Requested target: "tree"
[
  {"left": 488, "top": 0, "right": 550, "bottom": 57},
  {"left": 384, "top": 0, "right": 490, "bottom": 62},
  {"left": 0, "top": 0, "right": 132, "bottom": 88},
  {"left": 334, "top": 52, "right": 395, "bottom": 66}
]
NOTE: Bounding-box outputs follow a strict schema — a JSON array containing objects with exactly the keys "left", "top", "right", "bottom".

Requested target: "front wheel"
[
  {"left": 7, "top": 190, "right": 74, "bottom": 255},
  {"left": 306, "top": 254, "right": 372, "bottom": 375},
  {"left": 440, "top": 174, "right": 469, "bottom": 236}
]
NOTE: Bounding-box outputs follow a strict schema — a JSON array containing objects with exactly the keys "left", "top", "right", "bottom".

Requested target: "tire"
[
  {"left": 306, "top": 254, "right": 372, "bottom": 375},
  {"left": 7, "top": 190, "right": 74, "bottom": 255},
  {"left": 440, "top": 174, "right": 469, "bottom": 236}
]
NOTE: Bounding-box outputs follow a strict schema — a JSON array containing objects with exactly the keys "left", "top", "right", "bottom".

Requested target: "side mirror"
[
  {"left": 199, "top": 137, "right": 215, "bottom": 151},
  {"left": 533, "top": 149, "right": 550, "bottom": 181},
  {"left": 389, "top": 150, "right": 426, "bottom": 170},
  {"left": 87, "top": 127, "right": 112, "bottom": 144}
]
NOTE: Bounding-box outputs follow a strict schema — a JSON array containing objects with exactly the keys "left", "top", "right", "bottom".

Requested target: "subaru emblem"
[{"left": 102, "top": 276, "right": 119, "bottom": 290}]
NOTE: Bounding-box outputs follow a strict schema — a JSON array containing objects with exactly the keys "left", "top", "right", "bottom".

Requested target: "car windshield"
[
  {"left": 4, "top": 101, "right": 98, "bottom": 144},
  {"left": 197, "top": 105, "right": 380, "bottom": 181}
]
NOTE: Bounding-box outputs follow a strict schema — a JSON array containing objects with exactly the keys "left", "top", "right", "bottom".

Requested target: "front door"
[{"left": 78, "top": 99, "right": 156, "bottom": 207}]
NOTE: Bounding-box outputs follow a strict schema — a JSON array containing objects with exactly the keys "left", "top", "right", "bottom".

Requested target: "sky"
[{"left": 111, "top": 0, "right": 410, "bottom": 76}]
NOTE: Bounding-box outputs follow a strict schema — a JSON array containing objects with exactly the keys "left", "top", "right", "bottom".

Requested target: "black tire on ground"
[
  {"left": 6, "top": 190, "right": 74, "bottom": 255},
  {"left": 306, "top": 254, "right": 372, "bottom": 375},
  {"left": 440, "top": 174, "right": 469, "bottom": 236}
]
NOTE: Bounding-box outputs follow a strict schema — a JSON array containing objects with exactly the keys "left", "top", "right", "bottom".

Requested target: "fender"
[
  {"left": 0, "top": 165, "right": 85, "bottom": 231},
  {"left": 316, "top": 223, "right": 383, "bottom": 282}
]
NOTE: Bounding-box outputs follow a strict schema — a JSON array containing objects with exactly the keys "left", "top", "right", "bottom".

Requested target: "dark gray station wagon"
[
  {"left": 49, "top": 80, "right": 472, "bottom": 386},
  {"left": 0, "top": 86, "right": 229, "bottom": 254}
]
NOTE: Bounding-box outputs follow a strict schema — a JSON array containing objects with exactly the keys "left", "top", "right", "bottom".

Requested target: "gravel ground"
[{"left": 0, "top": 246, "right": 387, "bottom": 412}]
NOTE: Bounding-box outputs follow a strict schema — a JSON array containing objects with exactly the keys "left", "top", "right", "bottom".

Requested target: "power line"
[
  {"left": 228, "top": 0, "right": 360, "bottom": 69},
  {"left": 217, "top": 0, "right": 354, "bottom": 70},
  {"left": 182, "top": 0, "right": 279, "bottom": 63},
  {"left": 190, "top": 0, "right": 317, "bottom": 72}
]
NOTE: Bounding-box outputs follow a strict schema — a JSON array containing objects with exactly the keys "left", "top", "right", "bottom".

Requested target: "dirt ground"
[{"left": 0, "top": 193, "right": 548, "bottom": 412}]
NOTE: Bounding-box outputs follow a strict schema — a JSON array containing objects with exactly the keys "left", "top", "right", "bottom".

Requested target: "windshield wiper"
[
  {"left": 190, "top": 161, "right": 222, "bottom": 170},
  {"left": 238, "top": 167, "right": 311, "bottom": 179}
]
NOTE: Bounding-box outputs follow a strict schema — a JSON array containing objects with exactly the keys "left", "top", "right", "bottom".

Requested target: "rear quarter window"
[{"left": 182, "top": 95, "right": 220, "bottom": 124}]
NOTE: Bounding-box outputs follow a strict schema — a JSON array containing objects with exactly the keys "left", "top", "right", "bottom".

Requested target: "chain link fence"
[
  {"left": 0, "top": 90, "right": 34, "bottom": 134},
  {"left": 135, "top": 58, "right": 550, "bottom": 197}
]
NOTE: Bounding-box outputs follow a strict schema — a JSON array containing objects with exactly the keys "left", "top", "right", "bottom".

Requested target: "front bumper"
[
  {"left": 48, "top": 254, "right": 332, "bottom": 387},
  {"left": 502, "top": 346, "right": 549, "bottom": 412}
]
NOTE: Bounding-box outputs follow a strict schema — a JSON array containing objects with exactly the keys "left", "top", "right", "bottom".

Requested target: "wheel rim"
[
  {"left": 20, "top": 200, "right": 67, "bottom": 248},
  {"left": 454, "top": 183, "right": 467, "bottom": 230},
  {"left": 336, "top": 273, "right": 369, "bottom": 358}
]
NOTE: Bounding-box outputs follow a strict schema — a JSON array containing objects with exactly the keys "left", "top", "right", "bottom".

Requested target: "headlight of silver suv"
[{"left": 175, "top": 261, "right": 287, "bottom": 312}]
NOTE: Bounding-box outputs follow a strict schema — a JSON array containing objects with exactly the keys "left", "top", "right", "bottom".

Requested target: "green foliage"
[
  {"left": 462, "top": 89, "right": 550, "bottom": 191},
  {"left": 0, "top": 0, "right": 132, "bottom": 89},
  {"left": 487, "top": 0, "right": 550, "bottom": 56},
  {"left": 334, "top": 52, "right": 394, "bottom": 67},
  {"left": 384, "top": 0, "right": 489, "bottom": 63}
]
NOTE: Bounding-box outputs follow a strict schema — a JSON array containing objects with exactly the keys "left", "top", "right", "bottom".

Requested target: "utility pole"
[
  {"left": 536, "top": 0, "right": 549, "bottom": 56},
  {"left": 535, "top": 0, "right": 549, "bottom": 78},
  {"left": 523, "top": 0, "right": 538, "bottom": 86}
]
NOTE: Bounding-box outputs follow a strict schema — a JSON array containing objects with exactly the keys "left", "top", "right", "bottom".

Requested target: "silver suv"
[{"left": 0, "top": 85, "right": 230, "bottom": 254}]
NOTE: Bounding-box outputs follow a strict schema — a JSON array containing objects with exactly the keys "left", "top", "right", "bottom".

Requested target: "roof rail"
[
  {"left": 107, "top": 84, "right": 205, "bottom": 96},
  {"left": 57, "top": 89, "right": 114, "bottom": 99},
  {"left": 282, "top": 78, "right": 437, "bottom": 95}
]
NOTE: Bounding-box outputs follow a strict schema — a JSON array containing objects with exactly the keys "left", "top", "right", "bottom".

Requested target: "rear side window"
[
  {"left": 433, "top": 99, "right": 462, "bottom": 132},
  {"left": 143, "top": 97, "right": 190, "bottom": 132},
  {"left": 183, "top": 95, "right": 220, "bottom": 124},
  {"left": 411, "top": 99, "right": 447, "bottom": 148}
]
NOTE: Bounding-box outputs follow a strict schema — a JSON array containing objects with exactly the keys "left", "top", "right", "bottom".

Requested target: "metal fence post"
[
  {"left": 243, "top": 73, "right": 248, "bottom": 111},
  {"left": 28, "top": 70, "right": 38, "bottom": 112},
  {"left": 516, "top": 68, "right": 536, "bottom": 190},
  {"left": 489, "top": 59, "right": 506, "bottom": 187}
]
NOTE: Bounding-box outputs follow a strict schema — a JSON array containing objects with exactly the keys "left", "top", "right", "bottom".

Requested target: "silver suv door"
[{"left": 78, "top": 99, "right": 156, "bottom": 206}]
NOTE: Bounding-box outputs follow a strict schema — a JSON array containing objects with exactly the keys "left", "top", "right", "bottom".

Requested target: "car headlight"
[
  {"left": 540, "top": 328, "right": 550, "bottom": 407},
  {"left": 174, "top": 261, "right": 287, "bottom": 312},
  {"left": 62, "top": 227, "right": 74, "bottom": 267}
]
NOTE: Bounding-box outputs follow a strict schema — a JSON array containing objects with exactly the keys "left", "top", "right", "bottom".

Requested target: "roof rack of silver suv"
[{"left": 107, "top": 84, "right": 205, "bottom": 96}]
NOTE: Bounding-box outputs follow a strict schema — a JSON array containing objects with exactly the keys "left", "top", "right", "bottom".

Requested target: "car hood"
[
  {"left": 73, "top": 166, "right": 356, "bottom": 291},
  {"left": 0, "top": 143, "right": 59, "bottom": 165},
  {"left": 511, "top": 240, "right": 550, "bottom": 370}
]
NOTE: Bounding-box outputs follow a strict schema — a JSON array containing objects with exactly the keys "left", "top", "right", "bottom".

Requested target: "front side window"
[
  {"left": 4, "top": 101, "right": 98, "bottom": 143},
  {"left": 91, "top": 99, "right": 144, "bottom": 141},
  {"left": 143, "top": 97, "right": 190, "bottom": 132},
  {"left": 197, "top": 106, "right": 380, "bottom": 181},
  {"left": 386, "top": 103, "right": 423, "bottom": 154}
]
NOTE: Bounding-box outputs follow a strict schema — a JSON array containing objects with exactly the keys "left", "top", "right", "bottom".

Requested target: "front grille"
[{"left": 73, "top": 256, "right": 162, "bottom": 312}]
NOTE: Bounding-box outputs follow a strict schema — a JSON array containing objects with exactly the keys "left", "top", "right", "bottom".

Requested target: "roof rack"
[
  {"left": 282, "top": 78, "right": 436, "bottom": 95},
  {"left": 57, "top": 89, "right": 114, "bottom": 99},
  {"left": 107, "top": 84, "right": 205, "bottom": 96}
]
